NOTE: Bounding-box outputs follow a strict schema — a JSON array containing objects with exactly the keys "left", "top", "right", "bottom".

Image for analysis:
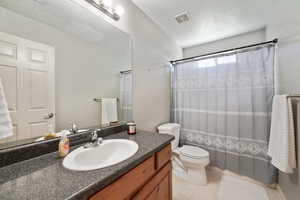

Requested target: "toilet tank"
[{"left": 157, "top": 123, "right": 180, "bottom": 150}]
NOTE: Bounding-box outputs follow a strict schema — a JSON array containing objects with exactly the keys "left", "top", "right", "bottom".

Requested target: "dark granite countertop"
[{"left": 0, "top": 131, "right": 174, "bottom": 200}]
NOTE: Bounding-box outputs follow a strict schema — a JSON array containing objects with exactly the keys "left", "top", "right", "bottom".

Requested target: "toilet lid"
[
  {"left": 158, "top": 123, "right": 180, "bottom": 131},
  {"left": 179, "top": 145, "right": 209, "bottom": 158}
]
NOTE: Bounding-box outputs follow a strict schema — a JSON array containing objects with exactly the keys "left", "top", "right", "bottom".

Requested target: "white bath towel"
[
  {"left": 0, "top": 78, "right": 13, "bottom": 139},
  {"left": 268, "top": 95, "right": 296, "bottom": 173},
  {"left": 101, "top": 98, "right": 118, "bottom": 125}
]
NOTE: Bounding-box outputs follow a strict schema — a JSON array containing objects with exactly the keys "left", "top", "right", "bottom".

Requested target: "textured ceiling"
[
  {"left": 0, "top": 0, "right": 129, "bottom": 46},
  {"left": 132, "top": 0, "right": 300, "bottom": 47}
]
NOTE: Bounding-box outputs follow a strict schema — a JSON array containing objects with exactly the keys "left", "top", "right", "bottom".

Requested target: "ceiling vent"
[{"left": 174, "top": 12, "right": 190, "bottom": 24}]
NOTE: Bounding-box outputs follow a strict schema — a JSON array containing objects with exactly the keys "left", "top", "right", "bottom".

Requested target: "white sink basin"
[{"left": 63, "top": 139, "right": 139, "bottom": 171}]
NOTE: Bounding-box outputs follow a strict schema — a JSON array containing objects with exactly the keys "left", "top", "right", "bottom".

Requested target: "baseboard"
[{"left": 277, "top": 185, "right": 287, "bottom": 200}]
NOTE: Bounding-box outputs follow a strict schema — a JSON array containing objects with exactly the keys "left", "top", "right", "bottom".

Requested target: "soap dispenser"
[{"left": 58, "top": 130, "right": 70, "bottom": 157}]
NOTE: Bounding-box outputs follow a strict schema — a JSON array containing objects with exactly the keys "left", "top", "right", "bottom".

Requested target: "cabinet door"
[
  {"left": 132, "top": 163, "right": 172, "bottom": 200},
  {"left": 144, "top": 174, "right": 171, "bottom": 200},
  {"left": 144, "top": 188, "right": 158, "bottom": 200},
  {"left": 157, "top": 174, "right": 171, "bottom": 200}
]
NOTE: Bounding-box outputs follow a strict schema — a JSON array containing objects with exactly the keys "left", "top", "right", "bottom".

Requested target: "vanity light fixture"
[
  {"left": 84, "top": 0, "right": 124, "bottom": 21},
  {"left": 102, "top": 0, "right": 112, "bottom": 7},
  {"left": 115, "top": 5, "right": 125, "bottom": 16}
]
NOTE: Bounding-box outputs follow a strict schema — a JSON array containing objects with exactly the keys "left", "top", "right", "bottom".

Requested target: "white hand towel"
[
  {"left": 268, "top": 95, "right": 296, "bottom": 173},
  {"left": 101, "top": 98, "right": 118, "bottom": 125},
  {"left": 0, "top": 78, "right": 13, "bottom": 139}
]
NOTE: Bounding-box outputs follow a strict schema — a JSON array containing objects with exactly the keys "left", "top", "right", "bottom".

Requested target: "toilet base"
[{"left": 173, "top": 162, "right": 208, "bottom": 185}]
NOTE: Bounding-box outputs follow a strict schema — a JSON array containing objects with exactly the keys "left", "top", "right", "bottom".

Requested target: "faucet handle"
[
  {"left": 91, "top": 130, "right": 98, "bottom": 141},
  {"left": 84, "top": 129, "right": 102, "bottom": 148}
]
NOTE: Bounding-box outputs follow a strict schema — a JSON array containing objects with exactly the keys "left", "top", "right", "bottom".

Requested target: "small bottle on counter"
[
  {"left": 127, "top": 122, "right": 136, "bottom": 135},
  {"left": 58, "top": 130, "right": 70, "bottom": 157},
  {"left": 44, "top": 124, "right": 56, "bottom": 140}
]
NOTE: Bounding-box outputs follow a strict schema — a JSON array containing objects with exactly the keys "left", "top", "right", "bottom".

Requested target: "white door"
[{"left": 0, "top": 32, "right": 55, "bottom": 143}]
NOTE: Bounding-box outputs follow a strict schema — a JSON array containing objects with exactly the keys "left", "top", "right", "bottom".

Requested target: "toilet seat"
[
  {"left": 179, "top": 145, "right": 209, "bottom": 159},
  {"left": 176, "top": 145, "right": 210, "bottom": 185},
  {"left": 158, "top": 123, "right": 210, "bottom": 185}
]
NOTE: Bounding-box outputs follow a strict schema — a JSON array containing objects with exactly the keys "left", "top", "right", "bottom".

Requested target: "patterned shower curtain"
[
  {"left": 171, "top": 46, "right": 277, "bottom": 184},
  {"left": 120, "top": 71, "right": 133, "bottom": 122}
]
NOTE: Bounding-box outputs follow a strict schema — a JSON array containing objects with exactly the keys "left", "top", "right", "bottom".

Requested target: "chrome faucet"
[
  {"left": 69, "top": 123, "right": 79, "bottom": 134},
  {"left": 84, "top": 129, "right": 103, "bottom": 148},
  {"left": 90, "top": 130, "right": 99, "bottom": 144}
]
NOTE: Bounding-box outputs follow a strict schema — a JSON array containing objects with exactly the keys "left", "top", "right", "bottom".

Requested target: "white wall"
[
  {"left": 183, "top": 29, "right": 266, "bottom": 58},
  {"left": 266, "top": 18, "right": 300, "bottom": 200},
  {"left": 0, "top": 7, "right": 130, "bottom": 131},
  {"left": 276, "top": 40, "right": 300, "bottom": 94},
  {"left": 266, "top": 23, "right": 300, "bottom": 95},
  {"left": 0, "top": 0, "right": 183, "bottom": 133},
  {"left": 95, "top": 0, "right": 183, "bottom": 132}
]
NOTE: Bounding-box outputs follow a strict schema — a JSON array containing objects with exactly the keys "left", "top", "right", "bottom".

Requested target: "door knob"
[{"left": 44, "top": 113, "right": 54, "bottom": 120}]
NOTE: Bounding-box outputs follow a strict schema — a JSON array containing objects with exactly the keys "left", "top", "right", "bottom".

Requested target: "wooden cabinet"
[
  {"left": 142, "top": 165, "right": 171, "bottom": 200},
  {"left": 132, "top": 162, "right": 171, "bottom": 200},
  {"left": 155, "top": 144, "right": 172, "bottom": 170},
  {"left": 157, "top": 171, "right": 171, "bottom": 200},
  {"left": 90, "top": 144, "right": 172, "bottom": 200}
]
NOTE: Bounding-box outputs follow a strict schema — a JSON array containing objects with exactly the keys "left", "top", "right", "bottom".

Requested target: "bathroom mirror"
[{"left": 0, "top": 0, "right": 132, "bottom": 149}]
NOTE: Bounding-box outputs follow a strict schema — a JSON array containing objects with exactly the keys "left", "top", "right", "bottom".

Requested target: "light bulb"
[
  {"left": 115, "top": 5, "right": 124, "bottom": 16},
  {"left": 102, "top": 0, "right": 112, "bottom": 7}
]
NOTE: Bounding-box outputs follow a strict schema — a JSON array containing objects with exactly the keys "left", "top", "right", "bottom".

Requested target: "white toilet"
[{"left": 158, "top": 123, "right": 210, "bottom": 185}]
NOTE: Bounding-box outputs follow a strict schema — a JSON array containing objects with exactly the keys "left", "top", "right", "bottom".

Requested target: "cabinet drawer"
[
  {"left": 90, "top": 156, "right": 155, "bottom": 200},
  {"left": 155, "top": 144, "right": 171, "bottom": 170},
  {"left": 133, "top": 162, "right": 171, "bottom": 200}
]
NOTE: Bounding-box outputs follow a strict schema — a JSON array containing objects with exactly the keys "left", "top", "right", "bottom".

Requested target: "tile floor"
[{"left": 173, "top": 167, "right": 282, "bottom": 200}]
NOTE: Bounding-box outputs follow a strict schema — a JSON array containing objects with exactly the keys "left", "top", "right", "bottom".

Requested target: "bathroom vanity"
[
  {"left": 90, "top": 144, "right": 172, "bottom": 200},
  {"left": 0, "top": 127, "right": 174, "bottom": 200}
]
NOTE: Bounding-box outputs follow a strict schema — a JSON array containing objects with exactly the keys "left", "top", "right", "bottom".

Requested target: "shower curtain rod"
[
  {"left": 120, "top": 70, "right": 132, "bottom": 74},
  {"left": 170, "top": 38, "right": 278, "bottom": 64}
]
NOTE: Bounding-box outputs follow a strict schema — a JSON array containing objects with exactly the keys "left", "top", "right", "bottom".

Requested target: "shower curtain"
[
  {"left": 120, "top": 71, "right": 133, "bottom": 122},
  {"left": 171, "top": 46, "right": 277, "bottom": 184}
]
